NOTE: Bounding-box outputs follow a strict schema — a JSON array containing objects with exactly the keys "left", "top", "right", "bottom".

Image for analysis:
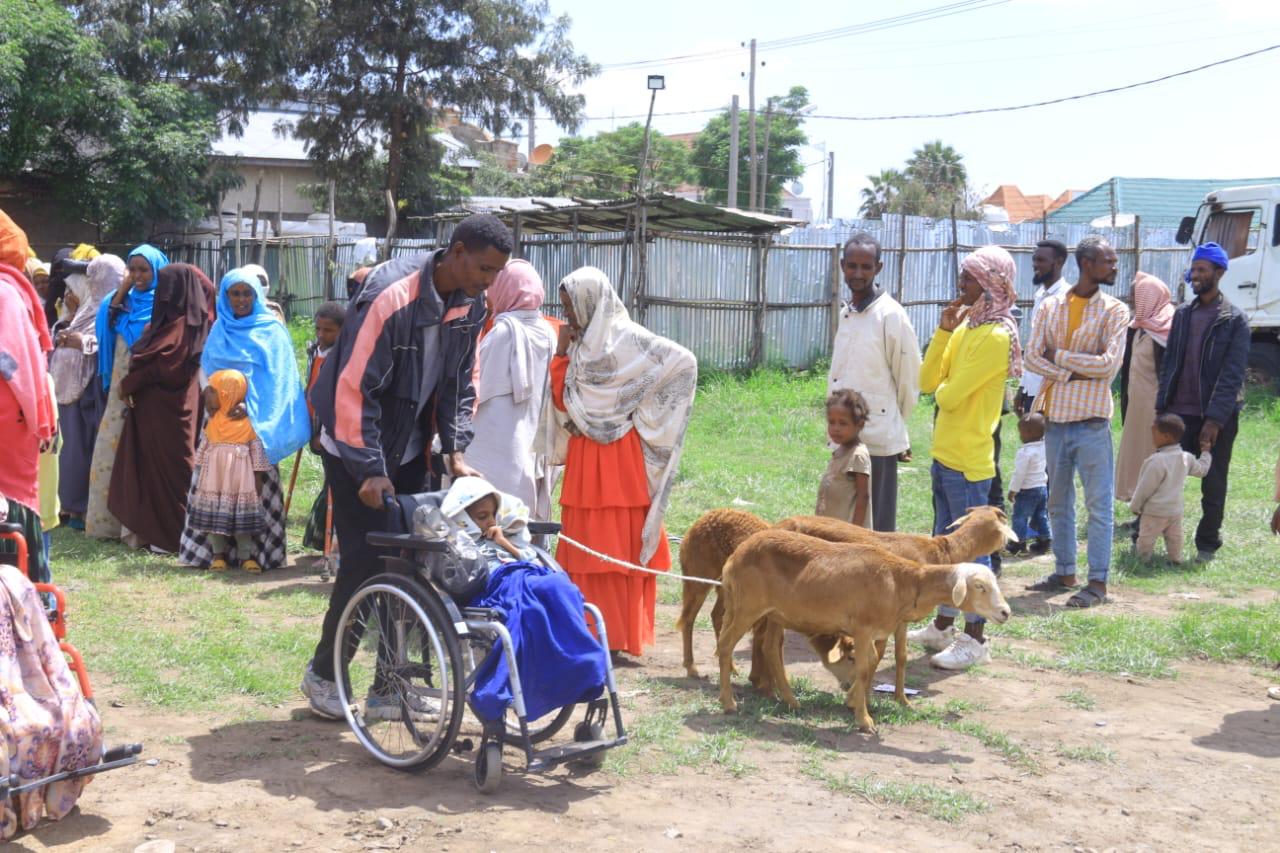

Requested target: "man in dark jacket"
[
  {"left": 301, "top": 213, "right": 513, "bottom": 720},
  {"left": 1155, "top": 242, "right": 1251, "bottom": 562}
]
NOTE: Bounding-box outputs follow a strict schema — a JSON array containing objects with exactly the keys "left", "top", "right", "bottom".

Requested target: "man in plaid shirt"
[{"left": 1023, "top": 236, "right": 1131, "bottom": 608}]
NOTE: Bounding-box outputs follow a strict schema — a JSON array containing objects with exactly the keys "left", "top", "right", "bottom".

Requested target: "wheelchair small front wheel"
[
  {"left": 335, "top": 573, "right": 465, "bottom": 772},
  {"left": 474, "top": 742, "right": 503, "bottom": 793},
  {"left": 572, "top": 721, "right": 606, "bottom": 768}
]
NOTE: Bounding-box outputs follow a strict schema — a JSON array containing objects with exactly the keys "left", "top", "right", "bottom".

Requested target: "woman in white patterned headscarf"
[{"left": 538, "top": 266, "right": 697, "bottom": 658}]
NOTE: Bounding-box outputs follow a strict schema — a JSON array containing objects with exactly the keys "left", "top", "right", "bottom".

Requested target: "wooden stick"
[{"left": 282, "top": 448, "right": 304, "bottom": 520}]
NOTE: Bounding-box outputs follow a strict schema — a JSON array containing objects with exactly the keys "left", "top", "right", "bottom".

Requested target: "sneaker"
[
  {"left": 930, "top": 634, "right": 991, "bottom": 671},
  {"left": 907, "top": 622, "right": 956, "bottom": 652},
  {"left": 365, "top": 688, "right": 441, "bottom": 723},
  {"left": 301, "top": 664, "right": 345, "bottom": 720}
]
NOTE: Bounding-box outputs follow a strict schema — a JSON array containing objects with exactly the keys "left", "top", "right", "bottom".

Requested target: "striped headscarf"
[
  {"left": 1130, "top": 272, "right": 1174, "bottom": 347},
  {"left": 962, "top": 245, "right": 1022, "bottom": 379}
]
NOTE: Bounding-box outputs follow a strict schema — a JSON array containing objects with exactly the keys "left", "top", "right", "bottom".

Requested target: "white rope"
[{"left": 553, "top": 532, "right": 722, "bottom": 587}]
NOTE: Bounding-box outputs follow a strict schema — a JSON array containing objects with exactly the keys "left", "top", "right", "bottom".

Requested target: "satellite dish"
[
  {"left": 789, "top": 181, "right": 804, "bottom": 196},
  {"left": 530, "top": 143, "right": 555, "bottom": 166}
]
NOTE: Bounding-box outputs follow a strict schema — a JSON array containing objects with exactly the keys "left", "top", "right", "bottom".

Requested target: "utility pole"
[
  {"left": 747, "top": 38, "right": 758, "bottom": 211},
  {"left": 527, "top": 109, "right": 536, "bottom": 163},
  {"left": 638, "top": 85, "right": 659, "bottom": 195},
  {"left": 760, "top": 97, "right": 773, "bottom": 213},
  {"left": 728, "top": 95, "right": 740, "bottom": 208},
  {"left": 826, "top": 152, "right": 835, "bottom": 221}
]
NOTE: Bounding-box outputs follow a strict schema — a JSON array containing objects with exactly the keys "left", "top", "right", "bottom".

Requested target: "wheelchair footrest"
[{"left": 527, "top": 736, "right": 627, "bottom": 773}]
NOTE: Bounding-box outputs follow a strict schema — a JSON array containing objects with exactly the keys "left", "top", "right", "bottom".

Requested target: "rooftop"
[{"left": 1049, "top": 176, "right": 1280, "bottom": 227}]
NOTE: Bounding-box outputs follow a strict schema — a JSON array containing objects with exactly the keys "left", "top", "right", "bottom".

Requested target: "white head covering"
[
  {"left": 536, "top": 266, "right": 698, "bottom": 564},
  {"left": 441, "top": 476, "right": 531, "bottom": 538},
  {"left": 241, "top": 263, "right": 270, "bottom": 294},
  {"left": 49, "top": 254, "right": 125, "bottom": 404}
]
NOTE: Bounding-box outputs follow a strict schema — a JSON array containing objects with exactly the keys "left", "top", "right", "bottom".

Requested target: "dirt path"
[{"left": 12, "top": 565, "right": 1280, "bottom": 853}]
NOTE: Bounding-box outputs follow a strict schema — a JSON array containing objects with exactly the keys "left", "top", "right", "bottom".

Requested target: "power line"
[
  {"left": 600, "top": 0, "right": 1010, "bottom": 69},
  {"left": 539, "top": 41, "right": 1280, "bottom": 124}
]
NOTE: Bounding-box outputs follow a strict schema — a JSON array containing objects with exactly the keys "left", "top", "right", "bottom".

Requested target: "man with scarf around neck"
[
  {"left": 827, "top": 232, "right": 921, "bottom": 532},
  {"left": 1023, "top": 236, "right": 1130, "bottom": 609},
  {"left": 912, "top": 245, "right": 1021, "bottom": 670},
  {"left": 300, "top": 214, "right": 512, "bottom": 721},
  {"left": 1155, "top": 242, "right": 1250, "bottom": 563}
]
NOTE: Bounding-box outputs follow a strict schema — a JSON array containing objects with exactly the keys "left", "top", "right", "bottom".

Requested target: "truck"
[{"left": 1176, "top": 183, "right": 1280, "bottom": 386}]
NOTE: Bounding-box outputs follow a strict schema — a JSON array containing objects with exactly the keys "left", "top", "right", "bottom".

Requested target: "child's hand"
[
  {"left": 484, "top": 524, "right": 502, "bottom": 541},
  {"left": 1007, "top": 490, "right": 1016, "bottom": 504},
  {"left": 228, "top": 402, "right": 248, "bottom": 420}
]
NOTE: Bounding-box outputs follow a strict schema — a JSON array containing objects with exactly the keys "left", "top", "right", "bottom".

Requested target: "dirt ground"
[{"left": 10, "top": 562, "right": 1279, "bottom": 853}]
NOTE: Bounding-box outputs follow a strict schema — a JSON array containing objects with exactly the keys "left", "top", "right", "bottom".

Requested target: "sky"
[{"left": 530, "top": 0, "right": 1280, "bottom": 219}]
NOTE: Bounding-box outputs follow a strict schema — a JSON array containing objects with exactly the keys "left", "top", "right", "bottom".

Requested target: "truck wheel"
[{"left": 1246, "top": 340, "right": 1280, "bottom": 393}]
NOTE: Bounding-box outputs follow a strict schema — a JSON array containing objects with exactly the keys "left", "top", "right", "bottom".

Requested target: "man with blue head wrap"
[{"left": 1155, "top": 240, "right": 1250, "bottom": 562}]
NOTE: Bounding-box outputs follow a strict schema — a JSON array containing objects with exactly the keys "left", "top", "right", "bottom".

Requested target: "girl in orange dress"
[{"left": 539, "top": 267, "right": 697, "bottom": 657}]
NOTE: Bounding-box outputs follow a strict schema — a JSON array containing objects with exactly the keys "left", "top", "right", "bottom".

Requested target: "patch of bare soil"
[{"left": 8, "top": 568, "right": 1279, "bottom": 853}]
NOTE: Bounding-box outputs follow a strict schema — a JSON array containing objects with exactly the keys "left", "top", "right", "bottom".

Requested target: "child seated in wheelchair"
[{"left": 440, "top": 476, "right": 537, "bottom": 569}]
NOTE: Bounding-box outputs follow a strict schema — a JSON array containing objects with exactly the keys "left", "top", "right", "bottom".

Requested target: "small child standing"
[
  {"left": 1129, "top": 412, "right": 1212, "bottom": 564},
  {"left": 188, "top": 369, "right": 271, "bottom": 572},
  {"left": 303, "top": 301, "right": 346, "bottom": 559},
  {"left": 816, "top": 389, "right": 873, "bottom": 528},
  {"left": 1004, "top": 412, "right": 1051, "bottom": 556}
]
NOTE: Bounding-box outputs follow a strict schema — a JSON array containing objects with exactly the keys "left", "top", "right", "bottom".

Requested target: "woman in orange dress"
[{"left": 539, "top": 267, "right": 697, "bottom": 657}]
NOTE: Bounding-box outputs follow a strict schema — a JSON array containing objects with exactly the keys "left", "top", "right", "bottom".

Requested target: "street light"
[{"left": 638, "top": 75, "right": 665, "bottom": 194}]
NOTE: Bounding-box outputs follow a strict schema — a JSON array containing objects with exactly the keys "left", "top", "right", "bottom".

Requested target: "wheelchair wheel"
[
  {"left": 505, "top": 703, "right": 576, "bottom": 746},
  {"left": 335, "top": 573, "right": 465, "bottom": 771},
  {"left": 474, "top": 742, "right": 503, "bottom": 794},
  {"left": 572, "top": 721, "right": 606, "bottom": 768}
]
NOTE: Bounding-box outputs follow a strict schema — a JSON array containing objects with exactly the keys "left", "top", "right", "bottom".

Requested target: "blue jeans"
[
  {"left": 1011, "top": 486, "right": 1050, "bottom": 542},
  {"left": 1045, "top": 420, "right": 1114, "bottom": 583},
  {"left": 931, "top": 460, "right": 992, "bottom": 624}
]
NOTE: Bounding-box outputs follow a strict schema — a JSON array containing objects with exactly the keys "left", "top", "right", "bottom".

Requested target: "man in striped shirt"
[{"left": 1023, "top": 236, "right": 1131, "bottom": 608}]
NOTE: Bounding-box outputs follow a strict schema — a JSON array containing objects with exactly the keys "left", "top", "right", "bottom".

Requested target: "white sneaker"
[
  {"left": 301, "top": 664, "right": 345, "bottom": 720},
  {"left": 930, "top": 634, "right": 991, "bottom": 671},
  {"left": 907, "top": 622, "right": 956, "bottom": 652}
]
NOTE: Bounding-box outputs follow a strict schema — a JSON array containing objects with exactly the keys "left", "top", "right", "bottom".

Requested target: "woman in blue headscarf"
[
  {"left": 85, "top": 244, "right": 169, "bottom": 540},
  {"left": 178, "top": 268, "right": 309, "bottom": 571}
]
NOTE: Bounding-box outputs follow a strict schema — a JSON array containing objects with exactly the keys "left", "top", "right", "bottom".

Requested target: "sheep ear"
[
  {"left": 947, "top": 512, "right": 971, "bottom": 531},
  {"left": 951, "top": 574, "right": 967, "bottom": 607},
  {"left": 825, "top": 643, "right": 845, "bottom": 665},
  {"left": 998, "top": 520, "right": 1019, "bottom": 543}
]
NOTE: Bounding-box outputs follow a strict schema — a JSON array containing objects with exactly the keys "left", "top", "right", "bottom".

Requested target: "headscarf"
[
  {"left": 440, "top": 476, "right": 532, "bottom": 546},
  {"left": 961, "top": 245, "right": 1023, "bottom": 379},
  {"left": 95, "top": 244, "right": 169, "bottom": 389},
  {"left": 48, "top": 254, "right": 124, "bottom": 404},
  {"left": 204, "top": 369, "right": 257, "bottom": 445},
  {"left": 0, "top": 210, "right": 56, "bottom": 444},
  {"left": 131, "top": 263, "right": 212, "bottom": 356},
  {"left": 69, "top": 244, "right": 100, "bottom": 262},
  {"left": 241, "top": 263, "right": 270, "bottom": 293},
  {"left": 24, "top": 259, "right": 49, "bottom": 285},
  {"left": 1192, "top": 242, "right": 1229, "bottom": 270},
  {"left": 478, "top": 260, "right": 552, "bottom": 406},
  {"left": 1130, "top": 272, "right": 1174, "bottom": 347},
  {"left": 45, "top": 248, "right": 75, "bottom": 328},
  {"left": 201, "top": 268, "right": 309, "bottom": 464},
  {"left": 536, "top": 266, "right": 698, "bottom": 564}
]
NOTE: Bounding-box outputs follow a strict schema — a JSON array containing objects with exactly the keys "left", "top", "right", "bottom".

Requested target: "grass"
[
  {"left": 1060, "top": 689, "right": 1097, "bottom": 711},
  {"left": 1056, "top": 742, "right": 1117, "bottom": 764},
  {"left": 800, "top": 748, "right": 989, "bottom": 822}
]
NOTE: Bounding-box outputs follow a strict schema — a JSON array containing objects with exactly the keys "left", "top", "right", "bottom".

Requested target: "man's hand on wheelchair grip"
[{"left": 359, "top": 476, "right": 395, "bottom": 510}]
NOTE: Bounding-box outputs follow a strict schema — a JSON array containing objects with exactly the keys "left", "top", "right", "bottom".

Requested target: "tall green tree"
[
  {"left": 905, "top": 140, "right": 967, "bottom": 197},
  {"left": 691, "top": 86, "right": 810, "bottom": 212},
  {"left": 294, "top": 0, "right": 595, "bottom": 221},
  {"left": 860, "top": 140, "right": 978, "bottom": 220},
  {"left": 859, "top": 169, "right": 903, "bottom": 219},
  {"left": 1, "top": 0, "right": 226, "bottom": 236}
]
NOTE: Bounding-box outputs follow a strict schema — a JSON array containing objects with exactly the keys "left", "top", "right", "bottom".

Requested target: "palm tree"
[
  {"left": 859, "top": 169, "right": 903, "bottom": 219},
  {"left": 905, "top": 140, "right": 966, "bottom": 196}
]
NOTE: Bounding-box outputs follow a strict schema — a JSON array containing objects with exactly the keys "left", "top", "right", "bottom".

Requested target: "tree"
[
  {"left": 294, "top": 0, "right": 595, "bottom": 223},
  {"left": 859, "top": 169, "right": 903, "bottom": 219},
  {"left": 551, "top": 123, "right": 692, "bottom": 197},
  {"left": 859, "top": 141, "right": 979, "bottom": 220},
  {"left": 1, "top": 0, "right": 226, "bottom": 237},
  {"left": 692, "top": 86, "right": 810, "bottom": 212}
]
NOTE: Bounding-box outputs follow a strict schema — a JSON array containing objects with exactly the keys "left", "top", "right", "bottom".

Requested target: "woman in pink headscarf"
[
  {"left": 466, "top": 259, "right": 557, "bottom": 515},
  {"left": 1115, "top": 272, "right": 1175, "bottom": 504}
]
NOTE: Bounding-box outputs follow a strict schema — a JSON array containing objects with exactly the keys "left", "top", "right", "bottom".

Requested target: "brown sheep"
[{"left": 717, "top": 530, "right": 1011, "bottom": 732}]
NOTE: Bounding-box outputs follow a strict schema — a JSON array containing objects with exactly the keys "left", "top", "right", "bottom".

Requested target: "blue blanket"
[{"left": 469, "top": 562, "right": 607, "bottom": 723}]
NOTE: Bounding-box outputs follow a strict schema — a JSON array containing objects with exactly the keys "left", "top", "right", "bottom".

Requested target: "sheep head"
[
  {"left": 950, "top": 562, "right": 1012, "bottom": 624},
  {"left": 947, "top": 505, "right": 1019, "bottom": 554}
]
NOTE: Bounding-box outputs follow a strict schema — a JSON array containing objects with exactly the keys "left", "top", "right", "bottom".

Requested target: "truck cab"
[{"left": 1177, "top": 184, "right": 1280, "bottom": 383}]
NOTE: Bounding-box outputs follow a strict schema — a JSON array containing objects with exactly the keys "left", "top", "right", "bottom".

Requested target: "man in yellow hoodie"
[{"left": 912, "top": 246, "right": 1022, "bottom": 670}]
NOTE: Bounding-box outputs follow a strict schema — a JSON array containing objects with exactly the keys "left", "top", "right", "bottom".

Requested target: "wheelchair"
[{"left": 332, "top": 493, "right": 627, "bottom": 793}]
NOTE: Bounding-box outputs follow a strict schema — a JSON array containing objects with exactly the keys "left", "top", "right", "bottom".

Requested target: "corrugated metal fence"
[{"left": 140, "top": 213, "right": 1189, "bottom": 371}]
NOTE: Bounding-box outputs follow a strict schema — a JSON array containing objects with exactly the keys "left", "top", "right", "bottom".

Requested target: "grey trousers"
[{"left": 869, "top": 455, "right": 899, "bottom": 532}]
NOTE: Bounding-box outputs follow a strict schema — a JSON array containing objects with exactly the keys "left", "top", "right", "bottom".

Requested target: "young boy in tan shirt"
[{"left": 1130, "top": 413, "right": 1212, "bottom": 564}]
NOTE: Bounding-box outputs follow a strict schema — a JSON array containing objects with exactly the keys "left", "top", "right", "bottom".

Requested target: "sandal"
[
  {"left": 242, "top": 559, "right": 263, "bottom": 574},
  {"left": 1066, "top": 587, "right": 1108, "bottom": 608},
  {"left": 209, "top": 557, "right": 229, "bottom": 572},
  {"left": 1027, "top": 574, "right": 1077, "bottom": 592}
]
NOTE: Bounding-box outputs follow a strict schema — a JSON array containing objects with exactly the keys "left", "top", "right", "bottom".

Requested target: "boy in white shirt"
[
  {"left": 1130, "top": 413, "right": 1212, "bottom": 564},
  {"left": 1005, "top": 413, "right": 1050, "bottom": 556}
]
